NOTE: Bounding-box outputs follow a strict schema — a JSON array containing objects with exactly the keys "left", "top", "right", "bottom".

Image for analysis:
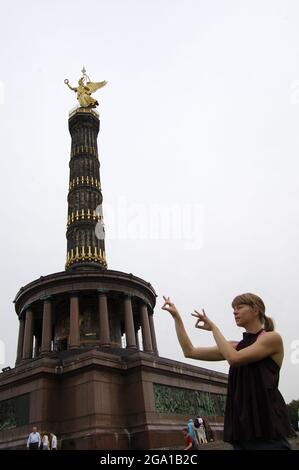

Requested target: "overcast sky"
[{"left": 0, "top": 0, "right": 298, "bottom": 402}]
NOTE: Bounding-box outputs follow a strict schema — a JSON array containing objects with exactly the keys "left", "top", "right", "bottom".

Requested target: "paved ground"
[
  {"left": 289, "top": 435, "right": 299, "bottom": 450},
  {"left": 195, "top": 435, "right": 299, "bottom": 450},
  {"left": 162, "top": 434, "right": 299, "bottom": 450}
]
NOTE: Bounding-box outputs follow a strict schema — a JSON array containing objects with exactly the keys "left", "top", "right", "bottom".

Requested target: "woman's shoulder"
[
  {"left": 257, "top": 331, "right": 284, "bottom": 362},
  {"left": 258, "top": 330, "right": 283, "bottom": 343}
]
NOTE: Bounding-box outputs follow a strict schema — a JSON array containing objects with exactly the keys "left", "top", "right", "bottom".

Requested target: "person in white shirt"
[
  {"left": 27, "top": 426, "right": 41, "bottom": 450},
  {"left": 50, "top": 433, "right": 57, "bottom": 450},
  {"left": 195, "top": 416, "right": 208, "bottom": 444},
  {"left": 41, "top": 433, "right": 49, "bottom": 450}
]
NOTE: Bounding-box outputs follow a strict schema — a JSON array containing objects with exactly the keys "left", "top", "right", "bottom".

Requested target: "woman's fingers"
[
  {"left": 162, "top": 295, "right": 173, "bottom": 305},
  {"left": 192, "top": 310, "right": 205, "bottom": 320},
  {"left": 162, "top": 296, "right": 176, "bottom": 313},
  {"left": 193, "top": 310, "right": 210, "bottom": 330},
  {"left": 194, "top": 309, "right": 206, "bottom": 316},
  {"left": 161, "top": 303, "right": 170, "bottom": 310},
  {"left": 195, "top": 321, "right": 206, "bottom": 330}
]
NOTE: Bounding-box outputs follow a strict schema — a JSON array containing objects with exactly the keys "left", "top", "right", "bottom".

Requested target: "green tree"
[{"left": 286, "top": 400, "right": 299, "bottom": 431}]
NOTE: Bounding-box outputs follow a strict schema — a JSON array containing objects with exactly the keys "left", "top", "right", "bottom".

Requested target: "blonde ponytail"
[{"left": 264, "top": 315, "right": 274, "bottom": 332}]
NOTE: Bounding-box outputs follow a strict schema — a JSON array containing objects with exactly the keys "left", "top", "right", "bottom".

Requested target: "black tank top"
[{"left": 223, "top": 329, "right": 294, "bottom": 442}]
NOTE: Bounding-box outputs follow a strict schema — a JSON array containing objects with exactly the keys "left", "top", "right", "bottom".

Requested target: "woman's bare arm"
[
  {"left": 192, "top": 309, "right": 283, "bottom": 366},
  {"left": 162, "top": 296, "right": 237, "bottom": 361}
]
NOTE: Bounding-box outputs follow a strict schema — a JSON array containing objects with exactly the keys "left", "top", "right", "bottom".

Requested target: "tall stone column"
[
  {"left": 69, "top": 294, "right": 80, "bottom": 349},
  {"left": 124, "top": 296, "right": 137, "bottom": 349},
  {"left": 22, "top": 308, "right": 34, "bottom": 359},
  {"left": 98, "top": 291, "right": 111, "bottom": 346},
  {"left": 16, "top": 316, "right": 25, "bottom": 364},
  {"left": 140, "top": 303, "right": 153, "bottom": 353},
  {"left": 41, "top": 298, "right": 53, "bottom": 353},
  {"left": 135, "top": 328, "right": 140, "bottom": 350},
  {"left": 148, "top": 312, "right": 159, "bottom": 355},
  {"left": 66, "top": 109, "right": 107, "bottom": 271}
]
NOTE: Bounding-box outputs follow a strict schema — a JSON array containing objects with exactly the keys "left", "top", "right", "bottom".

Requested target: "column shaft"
[
  {"left": 140, "top": 303, "right": 153, "bottom": 353},
  {"left": 124, "top": 296, "right": 137, "bottom": 349},
  {"left": 69, "top": 295, "right": 80, "bottom": 349},
  {"left": 34, "top": 336, "right": 41, "bottom": 358},
  {"left": 98, "top": 293, "right": 111, "bottom": 346},
  {"left": 41, "top": 299, "right": 52, "bottom": 353},
  {"left": 149, "top": 313, "right": 159, "bottom": 355},
  {"left": 16, "top": 317, "right": 25, "bottom": 364},
  {"left": 135, "top": 329, "right": 140, "bottom": 350},
  {"left": 22, "top": 309, "right": 34, "bottom": 359}
]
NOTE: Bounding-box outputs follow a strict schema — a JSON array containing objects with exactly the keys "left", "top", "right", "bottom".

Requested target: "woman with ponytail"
[{"left": 162, "top": 293, "right": 294, "bottom": 450}]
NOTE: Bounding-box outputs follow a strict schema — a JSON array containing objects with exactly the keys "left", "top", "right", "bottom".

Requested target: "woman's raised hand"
[
  {"left": 161, "top": 296, "right": 180, "bottom": 318},
  {"left": 191, "top": 309, "right": 214, "bottom": 331}
]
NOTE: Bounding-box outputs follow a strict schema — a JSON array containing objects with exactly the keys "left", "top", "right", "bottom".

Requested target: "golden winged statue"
[{"left": 64, "top": 68, "right": 107, "bottom": 108}]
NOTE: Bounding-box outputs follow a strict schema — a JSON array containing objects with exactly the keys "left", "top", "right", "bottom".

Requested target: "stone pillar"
[
  {"left": 69, "top": 294, "right": 80, "bottom": 349},
  {"left": 34, "top": 336, "right": 41, "bottom": 358},
  {"left": 16, "top": 316, "right": 25, "bottom": 364},
  {"left": 149, "top": 311, "right": 159, "bottom": 355},
  {"left": 41, "top": 298, "right": 52, "bottom": 353},
  {"left": 135, "top": 329, "right": 140, "bottom": 350},
  {"left": 124, "top": 296, "right": 137, "bottom": 349},
  {"left": 22, "top": 308, "right": 34, "bottom": 359},
  {"left": 98, "top": 291, "right": 111, "bottom": 346},
  {"left": 140, "top": 303, "right": 153, "bottom": 353}
]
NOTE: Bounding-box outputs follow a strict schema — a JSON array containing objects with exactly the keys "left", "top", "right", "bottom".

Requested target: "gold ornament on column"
[{"left": 64, "top": 67, "right": 107, "bottom": 108}]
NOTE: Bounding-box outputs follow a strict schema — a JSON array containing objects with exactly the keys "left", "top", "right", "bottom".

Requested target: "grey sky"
[{"left": 0, "top": 0, "right": 298, "bottom": 402}]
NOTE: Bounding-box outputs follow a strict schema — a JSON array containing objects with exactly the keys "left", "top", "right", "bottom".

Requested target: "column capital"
[
  {"left": 40, "top": 295, "right": 52, "bottom": 302},
  {"left": 22, "top": 304, "right": 32, "bottom": 312},
  {"left": 123, "top": 293, "right": 134, "bottom": 300},
  {"left": 70, "top": 291, "right": 80, "bottom": 297},
  {"left": 97, "top": 289, "right": 110, "bottom": 295}
]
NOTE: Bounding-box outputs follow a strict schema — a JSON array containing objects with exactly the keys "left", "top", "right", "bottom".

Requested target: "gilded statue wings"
[{"left": 85, "top": 80, "right": 108, "bottom": 94}]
